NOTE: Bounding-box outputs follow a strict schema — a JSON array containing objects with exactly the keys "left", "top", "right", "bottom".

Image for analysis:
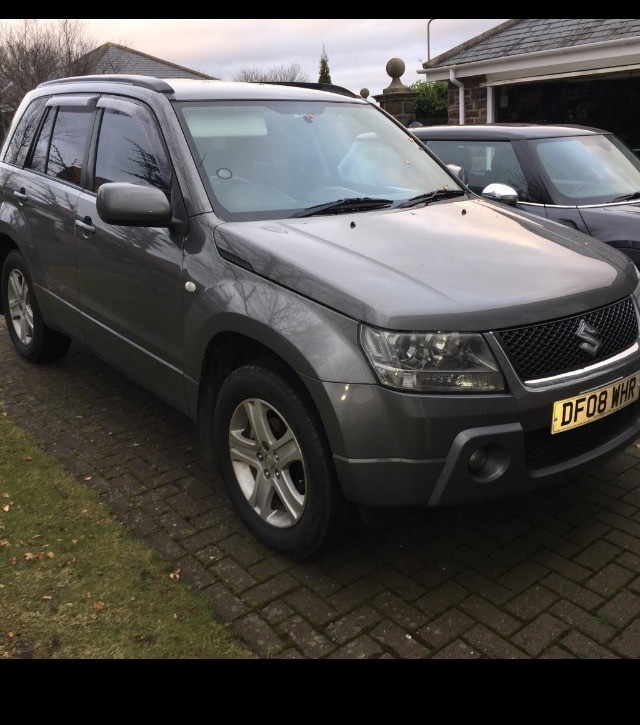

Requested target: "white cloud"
[{"left": 74, "top": 18, "right": 506, "bottom": 96}]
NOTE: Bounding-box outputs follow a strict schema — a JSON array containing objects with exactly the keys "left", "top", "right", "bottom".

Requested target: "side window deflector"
[
  {"left": 97, "top": 97, "right": 142, "bottom": 115},
  {"left": 45, "top": 95, "right": 98, "bottom": 108}
]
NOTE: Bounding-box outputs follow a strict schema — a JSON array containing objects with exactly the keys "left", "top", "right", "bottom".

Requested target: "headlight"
[{"left": 359, "top": 325, "right": 505, "bottom": 392}]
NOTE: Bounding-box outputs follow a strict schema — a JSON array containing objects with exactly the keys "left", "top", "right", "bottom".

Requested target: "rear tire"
[
  {"left": 213, "top": 363, "right": 348, "bottom": 558},
  {"left": 1, "top": 250, "right": 71, "bottom": 362}
]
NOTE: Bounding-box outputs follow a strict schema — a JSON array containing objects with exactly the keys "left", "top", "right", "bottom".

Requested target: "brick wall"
[{"left": 448, "top": 74, "right": 488, "bottom": 125}]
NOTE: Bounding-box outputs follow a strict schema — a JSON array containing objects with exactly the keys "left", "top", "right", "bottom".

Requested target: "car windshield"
[
  {"left": 526, "top": 134, "right": 640, "bottom": 206},
  {"left": 176, "top": 100, "right": 459, "bottom": 221}
]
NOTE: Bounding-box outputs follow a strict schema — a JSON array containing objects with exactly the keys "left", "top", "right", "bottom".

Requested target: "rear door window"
[{"left": 45, "top": 108, "right": 94, "bottom": 186}]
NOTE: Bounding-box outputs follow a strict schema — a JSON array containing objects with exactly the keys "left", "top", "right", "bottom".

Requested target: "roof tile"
[
  {"left": 430, "top": 18, "right": 640, "bottom": 67},
  {"left": 87, "top": 43, "right": 213, "bottom": 80}
]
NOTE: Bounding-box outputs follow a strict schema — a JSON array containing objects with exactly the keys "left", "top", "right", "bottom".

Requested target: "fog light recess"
[
  {"left": 467, "top": 444, "right": 510, "bottom": 483},
  {"left": 468, "top": 447, "right": 488, "bottom": 472}
]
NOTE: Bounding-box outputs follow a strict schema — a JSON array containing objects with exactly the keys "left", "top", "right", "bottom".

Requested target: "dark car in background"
[{"left": 413, "top": 124, "right": 640, "bottom": 268}]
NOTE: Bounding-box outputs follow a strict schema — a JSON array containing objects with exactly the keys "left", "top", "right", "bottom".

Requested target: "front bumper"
[{"left": 303, "top": 341, "right": 640, "bottom": 507}]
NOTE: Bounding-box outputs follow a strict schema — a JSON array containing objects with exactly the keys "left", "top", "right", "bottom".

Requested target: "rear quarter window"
[{"left": 2, "top": 97, "right": 46, "bottom": 167}]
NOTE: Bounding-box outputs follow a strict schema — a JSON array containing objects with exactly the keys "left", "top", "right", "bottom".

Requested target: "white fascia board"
[
  {"left": 485, "top": 62, "right": 640, "bottom": 86},
  {"left": 417, "top": 35, "right": 640, "bottom": 82}
]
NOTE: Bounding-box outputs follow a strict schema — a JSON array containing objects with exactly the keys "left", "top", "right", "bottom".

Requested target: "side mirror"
[
  {"left": 96, "top": 182, "right": 172, "bottom": 227},
  {"left": 447, "top": 163, "right": 468, "bottom": 186},
  {"left": 481, "top": 183, "right": 518, "bottom": 207}
]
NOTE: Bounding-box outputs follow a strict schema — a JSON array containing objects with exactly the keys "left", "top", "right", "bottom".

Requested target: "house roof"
[
  {"left": 426, "top": 19, "right": 640, "bottom": 68},
  {"left": 82, "top": 42, "right": 215, "bottom": 80}
]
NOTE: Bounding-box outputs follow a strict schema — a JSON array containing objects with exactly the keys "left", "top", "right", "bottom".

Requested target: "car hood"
[
  {"left": 580, "top": 201, "right": 640, "bottom": 244},
  {"left": 213, "top": 198, "right": 637, "bottom": 331}
]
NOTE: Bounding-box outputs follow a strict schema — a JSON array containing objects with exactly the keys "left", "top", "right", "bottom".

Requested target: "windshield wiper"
[
  {"left": 396, "top": 188, "right": 466, "bottom": 209},
  {"left": 292, "top": 197, "right": 393, "bottom": 218},
  {"left": 609, "top": 191, "right": 640, "bottom": 203}
]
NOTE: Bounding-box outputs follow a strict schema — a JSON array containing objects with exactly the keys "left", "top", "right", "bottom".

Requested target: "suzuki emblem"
[{"left": 576, "top": 319, "right": 601, "bottom": 358}]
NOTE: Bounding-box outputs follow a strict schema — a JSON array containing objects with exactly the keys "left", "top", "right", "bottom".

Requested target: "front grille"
[
  {"left": 496, "top": 296, "right": 638, "bottom": 381},
  {"left": 524, "top": 402, "right": 640, "bottom": 470}
]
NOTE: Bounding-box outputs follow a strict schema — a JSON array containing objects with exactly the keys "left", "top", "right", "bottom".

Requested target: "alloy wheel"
[
  {"left": 228, "top": 398, "right": 307, "bottom": 528},
  {"left": 7, "top": 269, "right": 33, "bottom": 345}
]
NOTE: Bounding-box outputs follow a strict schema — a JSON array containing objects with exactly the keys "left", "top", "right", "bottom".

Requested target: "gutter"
[{"left": 449, "top": 68, "right": 465, "bottom": 124}]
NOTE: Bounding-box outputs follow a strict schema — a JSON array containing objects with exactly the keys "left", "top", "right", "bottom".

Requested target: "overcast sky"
[{"left": 72, "top": 18, "right": 506, "bottom": 96}]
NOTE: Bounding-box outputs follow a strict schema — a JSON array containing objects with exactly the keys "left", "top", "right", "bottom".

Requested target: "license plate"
[{"left": 552, "top": 372, "right": 640, "bottom": 434}]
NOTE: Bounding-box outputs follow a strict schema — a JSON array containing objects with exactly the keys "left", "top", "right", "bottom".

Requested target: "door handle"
[
  {"left": 75, "top": 217, "right": 95, "bottom": 235},
  {"left": 13, "top": 188, "right": 28, "bottom": 202}
]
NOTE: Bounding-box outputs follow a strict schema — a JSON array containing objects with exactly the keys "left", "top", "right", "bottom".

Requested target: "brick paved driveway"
[{"left": 2, "top": 321, "right": 640, "bottom": 658}]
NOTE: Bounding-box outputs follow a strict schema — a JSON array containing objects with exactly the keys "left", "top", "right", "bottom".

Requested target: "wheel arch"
[
  {"left": 0, "top": 233, "right": 19, "bottom": 312},
  {"left": 196, "top": 329, "right": 329, "bottom": 471}
]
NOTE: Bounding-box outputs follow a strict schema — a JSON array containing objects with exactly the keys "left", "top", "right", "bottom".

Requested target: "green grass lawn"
[{"left": 0, "top": 407, "right": 251, "bottom": 659}]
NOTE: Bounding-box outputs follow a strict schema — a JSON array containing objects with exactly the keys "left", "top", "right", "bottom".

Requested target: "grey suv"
[{"left": 1, "top": 75, "right": 640, "bottom": 558}]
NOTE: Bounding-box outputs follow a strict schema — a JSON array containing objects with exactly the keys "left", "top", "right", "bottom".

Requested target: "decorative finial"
[
  {"left": 386, "top": 58, "right": 405, "bottom": 80},
  {"left": 383, "top": 58, "right": 409, "bottom": 92}
]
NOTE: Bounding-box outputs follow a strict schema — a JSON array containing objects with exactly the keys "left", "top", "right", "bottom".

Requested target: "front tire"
[
  {"left": 213, "top": 363, "right": 347, "bottom": 558},
  {"left": 1, "top": 250, "right": 71, "bottom": 362}
]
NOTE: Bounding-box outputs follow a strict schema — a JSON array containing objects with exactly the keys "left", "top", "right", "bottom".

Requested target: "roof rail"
[
  {"left": 261, "top": 81, "right": 359, "bottom": 99},
  {"left": 37, "top": 74, "right": 175, "bottom": 94}
]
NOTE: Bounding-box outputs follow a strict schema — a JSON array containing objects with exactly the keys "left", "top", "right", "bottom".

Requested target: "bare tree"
[
  {"left": 0, "top": 19, "right": 96, "bottom": 136},
  {"left": 233, "top": 63, "right": 309, "bottom": 83}
]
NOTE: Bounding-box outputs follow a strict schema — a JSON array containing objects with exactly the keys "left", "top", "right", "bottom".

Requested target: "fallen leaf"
[
  {"left": 173, "top": 613, "right": 178, "bottom": 620},
  {"left": 0, "top": 540, "right": 9, "bottom": 547},
  {"left": 84, "top": 476, "right": 92, "bottom": 481},
  {"left": 22, "top": 456, "right": 32, "bottom": 462},
  {"left": 46, "top": 551, "right": 55, "bottom": 559},
  {"left": 42, "top": 595, "right": 52, "bottom": 601},
  {"left": 1, "top": 492, "right": 9, "bottom": 498},
  {"left": 2, "top": 505, "right": 9, "bottom": 512},
  {"left": 7, "top": 632, "right": 14, "bottom": 638},
  {"left": 169, "top": 568, "right": 181, "bottom": 581},
  {"left": 2, "top": 412, "right": 7, "bottom": 417},
  {"left": 24, "top": 552, "right": 36, "bottom": 561},
  {"left": 9, "top": 557, "right": 17, "bottom": 565},
  {"left": 93, "top": 601, "right": 105, "bottom": 611},
  {"left": 71, "top": 539, "right": 78, "bottom": 545},
  {"left": 85, "top": 592, "right": 93, "bottom": 599},
  {"left": 37, "top": 552, "right": 45, "bottom": 561}
]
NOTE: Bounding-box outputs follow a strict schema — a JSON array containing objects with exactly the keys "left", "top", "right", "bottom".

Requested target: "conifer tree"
[{"left": 318, "top": 45, "right": 331, "bottom": 83}]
